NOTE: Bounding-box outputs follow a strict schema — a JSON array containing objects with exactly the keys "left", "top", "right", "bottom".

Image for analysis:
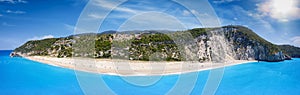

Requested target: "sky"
[{"left": 0, "top": 0, "right": 299, "bottom": 50}]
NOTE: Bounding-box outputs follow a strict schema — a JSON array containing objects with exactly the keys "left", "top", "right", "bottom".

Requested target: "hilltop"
[{"left": 13, "top": 25, "right": 299, "bottom": 62}]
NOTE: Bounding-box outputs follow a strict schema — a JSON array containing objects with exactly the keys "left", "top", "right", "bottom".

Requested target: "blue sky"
[{"left": 0, "top": 0, "right": 299, "bottom": 50}]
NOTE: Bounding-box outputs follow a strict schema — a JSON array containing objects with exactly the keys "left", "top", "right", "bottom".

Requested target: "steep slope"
[
  {"left": 278, "top": 45, "right": 300, "bottom": 58},
  {"left": 14, "top": 38, "right": 60, "bottom": 56},
  {"left": 221, "top": 26, "right": 283, "bottom": 61}
]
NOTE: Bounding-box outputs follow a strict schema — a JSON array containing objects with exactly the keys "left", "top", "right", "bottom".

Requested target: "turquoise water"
[{"left": 1, "top": 50, "right": 300, "bottom": 95}]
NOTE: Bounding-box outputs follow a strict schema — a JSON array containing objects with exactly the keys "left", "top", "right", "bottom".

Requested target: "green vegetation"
[
  {"left": 15, "top": 38, "right": 59, "bottom": 56},
  {"left": 14, "top": 25, "right": 300, "bottom": 61},
  {"left": 187, "top": 28, "right": 208, "bottom": 38},
  {"left": 223, "top": 25, "right": 280, "bottom": 54},
  {"left": 94, "top": 34, "right": 113, "bottom": 58},
  {"left": 130, "top": 33, "right": 182, "bottom": 61},
  {"left": 278, "top": 45, "right": 300, "bottom": 58}
]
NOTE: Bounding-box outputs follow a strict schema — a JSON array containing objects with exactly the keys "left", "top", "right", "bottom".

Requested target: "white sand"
[{"left": 24, "top": 56, "right": 256, "bottom": 76}]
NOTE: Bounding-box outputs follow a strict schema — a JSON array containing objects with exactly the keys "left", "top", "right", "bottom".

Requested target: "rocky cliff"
[{"left": 13, "top": 25, "right": 300, "bottom": 62}]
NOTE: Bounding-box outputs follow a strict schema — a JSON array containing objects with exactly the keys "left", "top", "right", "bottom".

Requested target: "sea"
[{"left": 0, "top": 50, "right": 299, "bottom": 95}]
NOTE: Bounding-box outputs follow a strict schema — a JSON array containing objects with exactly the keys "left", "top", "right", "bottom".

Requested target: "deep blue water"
[{"left": 0, "top": 50, "right": 300, "bottom": 95}]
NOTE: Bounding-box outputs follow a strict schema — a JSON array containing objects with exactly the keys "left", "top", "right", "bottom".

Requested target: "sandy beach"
[{"left": 24, "top": 56, "right": 256, "bottom": 76}]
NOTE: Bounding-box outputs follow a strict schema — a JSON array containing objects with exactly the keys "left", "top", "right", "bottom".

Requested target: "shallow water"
[{"left": 0, "top": 50, "right": 299, "bottom": 95}]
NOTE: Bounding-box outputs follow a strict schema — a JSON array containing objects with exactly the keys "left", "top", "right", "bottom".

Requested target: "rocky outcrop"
[
  {"left": 221, "top": 26, "right": 286, "bottom": 62},
  {"left": 181, "top": 26, "right": 288, "bottom": 62},
  {"left": 10, "top": 52, "right": 22, "bottom": 57},
  {"left": 284, "top": 55, "right": 292, "bottom": 60}
]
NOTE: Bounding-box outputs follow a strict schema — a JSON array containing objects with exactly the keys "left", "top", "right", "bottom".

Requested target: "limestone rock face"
[{"left": 185, "top": 26, "right": 287, "bottom": 62}]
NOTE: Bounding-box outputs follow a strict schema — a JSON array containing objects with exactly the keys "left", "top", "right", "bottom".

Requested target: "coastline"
[{"left": 24, "top": 56, "right": 256, "bottom": 76}]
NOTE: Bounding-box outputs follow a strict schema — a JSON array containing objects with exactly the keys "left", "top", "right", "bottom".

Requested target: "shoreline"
[{"left": 23, "top": 56, "right": 257, "bottom": 76}]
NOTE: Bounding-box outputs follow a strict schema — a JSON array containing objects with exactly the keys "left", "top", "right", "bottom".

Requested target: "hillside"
[
  {"left": 12, "top": 25, "right": 300, "bottom": 62},
  {"left": 278, "top": 45, "right": 300, "bottom": 58}
]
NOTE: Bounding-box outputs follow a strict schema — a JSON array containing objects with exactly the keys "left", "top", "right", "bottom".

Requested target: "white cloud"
[
  {"left": 182, "top": 10, "right": 190, "bottom": 16},
  {"left": 64, "top": 24, "right": 95, "bottom": 33},
  {"left": 118, "top": 12, "right": 191, "bottom": 31},
  {"left": 64, "top": 24, "right": 74, "bottom": 31},
  {"left": 0, "top": 14, "right": 3, "bottom": 16},
  {"left": 69, "top": 0, "right": 88, "bottom": 6},
  {"left": 87, "top": 0, "right": 143, "bottom": 19},
  {"left": 233, "top": 6, "right": 275, "bottom": 32},
  {"left": 93, "top": 0, "right": 139, "bottom": 14},
  {"left": 190, "top": 10, "right": 199, "bottom": 15},
  {"left": 88, "top": 13, "right": 104, "bottom": 19},
  {"left": 28, "top": 35, "right": 54, "bottom": 41},
  {"left": 213, "top": 0, "right": 238, "bottom": 4},
  {"left": 2, "top": 22, "right": 15, "bottom": 26},
  {"left": 0, "top": 0, "right": 27, "bottom": 4},
  {"left": 182, "top": 9, "right": 200, "bottom": 16},
  {"left": 233, "top": 17, "right": 238, "bottom": 20},
  {"left": 6, "top": 10, "right": 26, "bottom": 14},
  {"left": 88, "top": 13, "right": 131, "bottom": 20},
  {"left": 257, "top": 0, "right": 300, "bottom": 22},
  {"left": 290, "top": 36, "right": 300, "bottom": 47}
]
